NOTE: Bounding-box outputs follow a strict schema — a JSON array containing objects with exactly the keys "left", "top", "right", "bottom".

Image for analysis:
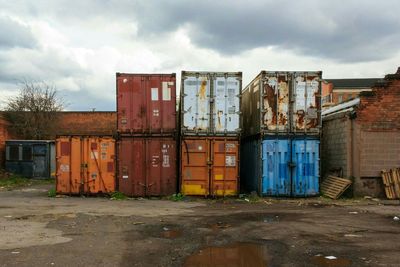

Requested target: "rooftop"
[{"left": 325, "top": 78, "right": 382, "bottom": 88}]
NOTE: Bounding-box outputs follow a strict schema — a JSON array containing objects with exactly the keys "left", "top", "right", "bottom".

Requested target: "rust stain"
[{"left": 199, "top": 80, "right": 207, "bottom": 100}]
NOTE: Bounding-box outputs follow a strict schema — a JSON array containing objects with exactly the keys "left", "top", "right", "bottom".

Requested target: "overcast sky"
[{"left": 0, "top": 0, "right": 399, "bottom": 110}]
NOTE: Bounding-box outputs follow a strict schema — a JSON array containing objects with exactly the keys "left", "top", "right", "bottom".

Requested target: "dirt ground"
[{"left": 0, "top": 184, "right": 399, "bottom": 267}]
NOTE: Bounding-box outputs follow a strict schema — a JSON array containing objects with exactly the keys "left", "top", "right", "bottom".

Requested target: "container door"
[
  {"left": 32, "top": 144, "right": 47, "bottom": 178},
  {"left": 213, "top": 76, "right": 240, "bottom": 134},
  {"left": 147, "top": 76, "right": 176, "bottom": 133},
  {"left": 291, "top": 139, "right": 319, "bottom": 196},
  {"left": 292, "top": 73, "right": 320, "bottom": 134},
  {"left": 182, "top": 75, "right": 210, "bottom": 133},
  {"left": 117, "top": 75, "right": 146, "bottom": 132},
  {"left": 262, "top": 73, "right": 290, "bottom": 133},
  {"left": 262, "top": 139, "right": 290, "bottom": 196},
  {"left": 56, "top": 137, "right": 81, "bottom": 194},
  {"left": 210, "top": 139, "right": 239, "bottom": 196},
  {"left": 146, "top": 139, "right": 176, "bottom": 196},
  {"left": 119, "top": 138, "right": 146, "bottom": 197},
  {"left": 181, "top": 139, "right": 209, "bottom": 195}
]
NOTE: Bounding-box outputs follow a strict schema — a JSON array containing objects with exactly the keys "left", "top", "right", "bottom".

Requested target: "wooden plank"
[
  {"left": 321, "top": 175, "right": 352, "bottom": 199},
  {"left": 381, "top": 169, "right": 399, "bottom": 200}
]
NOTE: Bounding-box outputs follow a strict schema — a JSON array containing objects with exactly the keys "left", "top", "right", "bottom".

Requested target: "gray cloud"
[
  {"left": 130, "top": 0, "right": 400, "bottom": 62},
  {"left": 0, "top": 16, "right": 38, "bottom": 49}
]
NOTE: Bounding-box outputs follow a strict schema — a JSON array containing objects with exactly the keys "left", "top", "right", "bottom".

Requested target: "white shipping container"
[{"left": 180, "top": 71, "right": 242, "bottom": 136}]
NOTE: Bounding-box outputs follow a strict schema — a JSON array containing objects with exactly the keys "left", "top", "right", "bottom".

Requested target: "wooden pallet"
[
  {"left": 321, "top": 176, "right": 352, "bottom": 199},
  {"left": 381, "top": 169, "right": 400, "bottom": 199}
]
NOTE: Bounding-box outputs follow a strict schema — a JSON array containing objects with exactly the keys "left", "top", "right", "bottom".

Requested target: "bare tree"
[{"left": 5, "top": 81, "right": 65, "bottom": 139}]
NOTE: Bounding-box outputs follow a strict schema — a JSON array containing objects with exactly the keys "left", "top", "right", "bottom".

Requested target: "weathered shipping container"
[
  {"left": 180, "top": 71, "right": 242, "bottom": 136},
  {"left": 117, "top": 73, "right": 176, "bottom": 135},
  {"left": 5, "top": 140, "right": 55, "bottom": 179},
  {"left": 56, "top": 136, "right": 115, "bottom": 194},
  {"left": 242, "top": 71, "right": 322, "bottom": 137},
  {"left": 180, "top": 137, "right": 239, "bottom": 196},
  {"left": 117, "top": 137, "right": 177, "bottom": 197},
  {"left": 241, "top": 136, "right": 319, "bottom": 197}
]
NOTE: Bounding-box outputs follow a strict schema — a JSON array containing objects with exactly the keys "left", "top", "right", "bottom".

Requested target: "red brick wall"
[
  {"left": 0, "top": 114, "right": 11, "bottom": 167},
  {"left": 56, "top": 112, "right": 116, "bottom": 136},
  {"left": 356, "top": 79, "right": 400, "bottom": 131}
]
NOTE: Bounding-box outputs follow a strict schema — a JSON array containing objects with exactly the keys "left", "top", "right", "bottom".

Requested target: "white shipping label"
[
  {"left": 60, "top": 164, "right": 70, "bottom": 172},
  {"left": 162, "top": 82, "right": 173, "bottom": 101},
  {"left": 162, "top": 155, "right": 170, "bottom": 167},
  {"left": 122, "top": 175, "right": 129, "bottom": 179},
  {"left": 225, "top": 156, "right": 236, "bottom": 167},
  {"left": 151, "top": 88, "right": 159, "bottom": 101}
]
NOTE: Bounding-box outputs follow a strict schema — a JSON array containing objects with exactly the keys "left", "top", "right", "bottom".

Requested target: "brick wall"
[
  {"left": 0, "top": 114, "right": 11, "bottom": 167},
  {"left": 322, "top": 112, "right": 350, "bottom": 178},
  {"left": 56, "top": 112, "right": 116, "bottom": 136}
]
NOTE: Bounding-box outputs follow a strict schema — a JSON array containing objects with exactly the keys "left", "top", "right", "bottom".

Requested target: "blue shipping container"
[{"left": 241, "top": 136, "right": 319, "bottom": 197}]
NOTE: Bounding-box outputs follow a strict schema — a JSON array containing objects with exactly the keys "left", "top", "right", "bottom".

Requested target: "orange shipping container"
[
  {"left": 181, "top": 137, "right": 239, "bottom": 196},
  {"left": 56, "top": 136, "right": 115, "bottom": 194}
]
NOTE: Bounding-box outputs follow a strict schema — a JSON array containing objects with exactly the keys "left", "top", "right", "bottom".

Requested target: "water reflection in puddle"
[
  {"left": 184, "top": 242, "right": 268, "bottom": 267},
  {"left": 311, "top": 255, "right": 352, "bottom": 267}
]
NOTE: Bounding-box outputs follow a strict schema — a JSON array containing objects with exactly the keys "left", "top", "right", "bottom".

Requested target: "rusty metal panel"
[
  {"left": 56, "top": 136, "right": 115, "bottom": 194},
  {"left": 117, "top": 137, "right": 177, "bottom": 197},
  {"left": 181, "top": 137, "right": 239, "bottom": 196},
  {"left": 117, "top": 73, "right": 176, "bottom": 135},
  {"left": 180, "top": 71, "right": 242, "bottom": 136},
  {"left": 242, "top": 71, "right": 322, "bottom": 136},
  {"left": 292, "top": 73, "right": 321, "bottom": 134}
]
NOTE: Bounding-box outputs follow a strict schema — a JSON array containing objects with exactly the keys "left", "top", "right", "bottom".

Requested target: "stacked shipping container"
[
  {"left": 180, "top": 71, "right": 242, "bottom": 196},
  {"left": 241, "top": 71, "right": 322, "bottom": 197},
  {"left": 116, "top": 73, "right": 177, "bottom": 197}
]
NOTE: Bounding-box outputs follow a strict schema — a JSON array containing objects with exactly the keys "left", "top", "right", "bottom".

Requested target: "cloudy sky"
[{"left": 0, "top": 0, "right": 399, "bottom": 110}]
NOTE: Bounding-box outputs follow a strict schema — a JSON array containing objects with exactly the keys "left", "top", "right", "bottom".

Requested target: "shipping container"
[
  {"left": 56, "top": 136, "right": 115, "bottom": 194},
  {"left": 242, "top": 71, "right": 322, "bottom": 137},
  {"left": 241, "top": 136, "right": 319, "bottom": 197},
  {"left": 5, "top": 140, "right": 55, "bottom": 179},
  {"left": 180, "top": 137, "right": 239, "bottom": 196},
  {"left": 117, "top": 136, "right": 177, "bottom": 197},
  {"left": 180, "top": 71, "right": 242, "bottom": 136},
  {"left": 117, "top": 73, "right": 177, "bottom": 135}
]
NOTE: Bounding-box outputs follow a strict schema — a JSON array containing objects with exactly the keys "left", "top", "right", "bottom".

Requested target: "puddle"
[
  {"left": 311, "top": 255, "right": 352, "bottom": 267},
  {"left": 184, "top": 242, "right": 269, "bottom": 267},
  {"left": 162, "top": 229, "right": 182, "bottom": 239}
]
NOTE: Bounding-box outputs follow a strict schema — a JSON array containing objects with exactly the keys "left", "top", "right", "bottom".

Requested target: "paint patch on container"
[
  {"left": 153, "top": 109, "right": 160, "bottom": 116},
  {"left": 226, "top": 156, "right": 236, "bottom": 166},
  {"left": 151, "top": 88, "right": 159, "bottom": 101},
  {"left": 215, "top": 174, "right": 223, "bottom": 180},
  {"left": 122, "top": 175, "right": 128, "bottom": 179},
  {"left": 198, "top": 146, "right": 203, "bottom": 151},
  {"left": 162, "top": 82, "right": 172, "bottom": 101},
  {"left": 60, "top": 164, "right": 69, "bottom": 172},
  {"left": 90, "top": 151, "right": 98, "bottom": 160},
  {"left": 226, "top": 143, "right": 236, "bottom": 152},
  {"left": 123, "top": 78, "right": 128, "bottom": 83}
]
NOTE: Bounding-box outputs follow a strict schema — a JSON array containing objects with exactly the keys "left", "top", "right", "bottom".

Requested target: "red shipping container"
[
  {"left": 116, "top": 73, "right": 176, "bottom": 135},
  {"left": 117, "top": 137, "right": 177, "bottom": 197}
]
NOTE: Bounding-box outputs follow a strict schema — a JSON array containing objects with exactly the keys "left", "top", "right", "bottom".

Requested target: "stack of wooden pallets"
[{"left": 381, "top": 169, "right": 400, "bottom": 199}]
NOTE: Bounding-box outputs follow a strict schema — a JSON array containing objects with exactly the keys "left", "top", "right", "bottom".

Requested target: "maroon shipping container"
[
  {"left": 117, "top": 73, "right": 177, "bottom": 135},
  {"left": 117, "top": 137, "right": 177, "bottom": 197}
]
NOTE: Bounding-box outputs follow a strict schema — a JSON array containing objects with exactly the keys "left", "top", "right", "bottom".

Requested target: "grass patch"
[
  {"left": 168, "top": 193, "right": 185, "bottom": 201},
  {"left": 0, "top": 172, "right": 54, "bottom": 190},
  {"left": 48, "top": 188, "right": 57, "bottom": 197},
  {"left": 110, "top": 191, "right": 127, "bottom": 200}
]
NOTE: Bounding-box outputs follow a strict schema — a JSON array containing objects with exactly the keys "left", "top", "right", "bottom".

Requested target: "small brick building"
[
  {"left": 0, "top": 111, "right": 116, "bottom": 168},
  {"left": 322, "top": 68, "right": 400, "bottom": 197}
]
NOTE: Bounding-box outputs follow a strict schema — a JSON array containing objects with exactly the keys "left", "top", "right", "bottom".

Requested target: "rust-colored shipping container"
[
  {"left": 56, "top": 136, "right": 115, "bottom": 194},
  {"left": 242, "top": 71, "right": 322, "bottom": 137},
  {"left": 117, "top": 137, "right": 177, "bottom": 197},
  {"left": 181, "top": 137, "right": 239, "bottom": 196},
  {"left": 117, "top": 73, "right": 176, "bottom": 135}
]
